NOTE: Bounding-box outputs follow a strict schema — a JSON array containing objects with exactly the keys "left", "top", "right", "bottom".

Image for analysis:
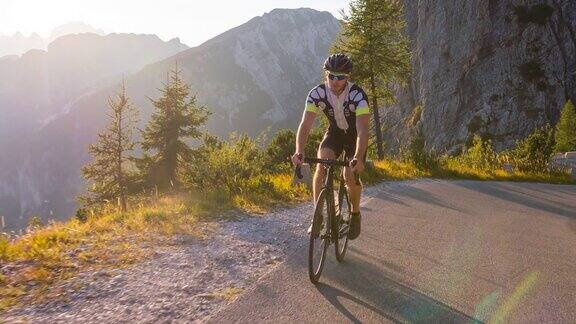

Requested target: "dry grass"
[
  {"left": 215, "top": 287, "right": 244, "bottom": 301},
  {"left": 231, "top": 174, "right": 310, "bottom": 213},
  {"left": 438, "top": 157, "right": 576, "bottom": 184},
  {"left": 0, "top": 194, "right": 202, "bottom": 312},
  {"left": 359, "top": 157, "right": 575, "bottom": 185}
]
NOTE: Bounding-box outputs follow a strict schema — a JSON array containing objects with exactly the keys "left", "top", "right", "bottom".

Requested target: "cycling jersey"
[{"left": 304, "top": 82, "right": 370, "bottom": 136}]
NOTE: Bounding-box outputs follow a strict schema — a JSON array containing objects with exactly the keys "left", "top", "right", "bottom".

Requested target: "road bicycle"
[{"left": 295, "top": 156, "right": 359, "bottom": 284}]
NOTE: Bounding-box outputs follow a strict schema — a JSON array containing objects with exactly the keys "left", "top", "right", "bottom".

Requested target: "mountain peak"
[
  {"left": 266, "top": 7, "right": 331, "bottom": 15},
  {"left": 49, "top": 21, "right": 105, "bottom": 40}
]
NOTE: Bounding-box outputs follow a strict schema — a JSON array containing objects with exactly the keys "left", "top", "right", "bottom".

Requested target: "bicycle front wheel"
[
  {"left": 335, "top": 182, "right": 350, "bottom": 262},
  {"left": 308, "top": 189, "right": 329, "bottom": 284}
]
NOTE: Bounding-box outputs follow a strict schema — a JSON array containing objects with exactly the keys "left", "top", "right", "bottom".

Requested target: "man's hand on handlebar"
[
  {"left": 350, "top": 157, "right": 365, "bottom": 173},
  {"left": 291, "top": 152, "right": 304, "bottom": 166}
]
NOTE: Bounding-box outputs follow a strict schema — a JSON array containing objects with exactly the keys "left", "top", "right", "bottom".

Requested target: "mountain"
[
  {"left": 0, "top": 8, "right": 340, "bottom": 231},
  {"left": 0, "top": 32, "right": 45, "bottom": 58},
  {"left": 0, "top": 22, "right": 106, "bottom": 57},
  {"left": 383, "top": 0, "right": 576, "bottom": 154},
  {"left": 0, "top": 33, "right": 189, "bottom": 231},
  {"left": 48, "top": 22, "right": 106, "bottom": 42},
  {"left": 0, "top": 32, "right": 188, "bottom": 137}
]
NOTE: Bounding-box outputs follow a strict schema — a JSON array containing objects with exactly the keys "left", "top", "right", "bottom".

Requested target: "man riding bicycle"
[{"left": 292, "top": 54, "right": 370, "bottom": 240}]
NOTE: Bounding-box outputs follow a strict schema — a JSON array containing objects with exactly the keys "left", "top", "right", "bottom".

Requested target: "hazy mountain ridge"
[
  {"left": 0, "top": 22, "right": 106, "bottom": 57},
  {"left": 0, "top": 32, "right": 188, "bottom": 139}
]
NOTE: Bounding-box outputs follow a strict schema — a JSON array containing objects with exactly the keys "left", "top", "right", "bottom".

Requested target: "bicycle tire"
[
  {"left": 335, "top": 181, "right": 350, "bottom": 262},
  {"left": 308, "top": 189, "right": 329, "bottom": 284}
]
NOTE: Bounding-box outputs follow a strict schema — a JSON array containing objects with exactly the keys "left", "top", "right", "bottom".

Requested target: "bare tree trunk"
[
  {"left": 117, "top": 107, "right": 126, "bottom": 212},
  {"left": 118, "top": 196, "right": 127, "bottom": 212},
  {"left": 370, "top": 74, "right": 385, "bottom": 159}
]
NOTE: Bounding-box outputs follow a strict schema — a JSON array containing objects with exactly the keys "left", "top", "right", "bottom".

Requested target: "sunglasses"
[{"left": 328, "top": 73, "right": 349, "bottom": 81}]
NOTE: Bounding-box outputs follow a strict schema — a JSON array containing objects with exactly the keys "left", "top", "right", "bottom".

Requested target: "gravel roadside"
[{"left": 1, "top": 182, "right": 388, "bottom": 323}]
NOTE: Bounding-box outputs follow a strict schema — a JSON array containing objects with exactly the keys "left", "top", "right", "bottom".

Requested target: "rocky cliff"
[{"left": 383, "top": 0, "right": 576, "bottom": 154}]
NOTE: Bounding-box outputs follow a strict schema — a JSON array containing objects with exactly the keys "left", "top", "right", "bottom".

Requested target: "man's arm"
[
  {"left": 353, "top": 114, "right": 370, "bottom": 171},
  {"left": 292, "top": 111, "right": 316, "bottom": 164}
]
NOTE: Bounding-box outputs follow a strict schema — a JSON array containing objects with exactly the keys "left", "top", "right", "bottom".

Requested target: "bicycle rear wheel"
[
  {"left": 308, "top": 189, "right": 329, "bottom": 284},
  {"left": 335, "top": 182, "right": 350, "bottom": 262}
]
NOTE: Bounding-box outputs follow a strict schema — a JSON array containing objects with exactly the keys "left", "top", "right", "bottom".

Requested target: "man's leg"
[
  {"left": 342, "top": 144, "right": 365, "bottom": 240},
  {"left": 343, "top": 166, "right": 362, "bottom": 213}
]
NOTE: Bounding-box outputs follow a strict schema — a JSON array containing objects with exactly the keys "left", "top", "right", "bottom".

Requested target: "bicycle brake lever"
[
  {"left": 294, "top": 153, "right": 304, "bottom": 180},
  {"left": 295, "top": 165, "right": 303, "bottom": 180}
]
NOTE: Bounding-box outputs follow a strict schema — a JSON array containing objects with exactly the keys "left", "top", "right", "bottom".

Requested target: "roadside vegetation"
[{"left": 2, "top": 111, "right": 574, "bottom": 311}]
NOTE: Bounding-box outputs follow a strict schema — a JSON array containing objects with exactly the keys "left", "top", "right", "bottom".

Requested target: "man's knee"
[
  {"left": 317, "top": 147, "right": 336, "bottom": 159},
  {"left": 343, "top": 168, "right": 361, "bottom": 188}
]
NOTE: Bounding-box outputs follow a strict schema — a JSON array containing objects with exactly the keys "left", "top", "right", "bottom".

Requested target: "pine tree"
[
  {"left": 332, "top": 0, "right": 411, "bottom": 159},
  {"left": 140, "top": 64, "right": 210, "bottom": 189},
  {"left": 554, "top": 100, "right": 576, "bottom": 152},
  {"left": 81, "top": 81, "right": 138, "bottom": 211}
]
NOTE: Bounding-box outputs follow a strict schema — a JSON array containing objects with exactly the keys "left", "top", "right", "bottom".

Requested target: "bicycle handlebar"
[{"left": 294, "top": 156, "right": 360, "bottom": 185}]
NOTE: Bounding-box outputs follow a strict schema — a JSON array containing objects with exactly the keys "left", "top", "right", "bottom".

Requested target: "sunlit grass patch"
[
  {"left": 363, "top": 159, "right": 431, "bottom": 183},
  {"left": 231, "top": 174, "right": 309, "bottom": 213},
  {"left": 215, "top": 287, "right": 243, "bottom": 301},
  {"left": 0, "top": 194, "right": 204, "bottom": 311},
  {"left": 438, "top": 157, "right": 576, "bottom": 184},
  {"left": 0, "top": 285, "right": 25, "bottom": 312}
]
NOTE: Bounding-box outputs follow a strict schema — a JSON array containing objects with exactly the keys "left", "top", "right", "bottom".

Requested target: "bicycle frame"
[
  {"left": 319, "top": 163, "right": 346, "bottom": 243},
  {"left": 294, "top": 156, "right": 357, "bottom": 243}
]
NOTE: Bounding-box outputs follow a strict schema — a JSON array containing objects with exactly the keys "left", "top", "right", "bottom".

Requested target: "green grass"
[
  {"left": 0, "top": 195, "right": 203, "bottom": 312},
  {"left": 358, "top": 158, "right": 575, "bottom": 185},
  {"left": 436, "top": 157, "right": 575, "bottom": 184}
]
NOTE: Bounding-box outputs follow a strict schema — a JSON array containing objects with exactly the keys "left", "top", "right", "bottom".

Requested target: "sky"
[{"left": 0, "top": 0, "right": 350, "bottom": 47}]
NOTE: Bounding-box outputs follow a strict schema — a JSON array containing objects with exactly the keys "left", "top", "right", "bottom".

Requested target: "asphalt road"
[{"left": 207, "top": 180, "right": 576, "bottom": 323}]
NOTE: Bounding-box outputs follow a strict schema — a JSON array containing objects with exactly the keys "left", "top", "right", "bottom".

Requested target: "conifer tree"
[
  {"left": 81, "top": 81, "right": 138, "bottom": 211},
  {"left": 140, "top": 64, "right": 210, "bottom": 189},
  {"left": 332, "top": 0, "right": 411, "bottom": 159},
  {"left": 554, "top": 100, "right": 576, "bottom": 152}
]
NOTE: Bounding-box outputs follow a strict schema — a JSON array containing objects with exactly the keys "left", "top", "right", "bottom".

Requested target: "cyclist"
[{"left": 292, "top": 53, "right": 370, "bottom": 240}]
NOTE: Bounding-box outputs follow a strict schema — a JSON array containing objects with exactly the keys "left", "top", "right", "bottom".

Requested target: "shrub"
[
  {"left": 554, "top": 100, "right": 576, "bottom": 153},
  {"left": 510, "top": 124, "right": 555, "bottom": 172},
  {"left": 459, "top": 135, "right": 499, "bottom": 171},
  {"left": 264, "top": 127, "right": 324, "bottom": 172},
  {"left": 75, "top": 208, "right": 88, "bottom": 223},
  {"left": 265, "top": 129, "right": 296, "bottom": 169},
  {"left": 184, "top": 133, "right": 266, "bottom": 195},
  {"left": 0, "top": 234, "right": 9, "bottom": 261},
  {"left": 27, "top": 215, "right": 43, "bottom": 231},
  {"left": 405, "top": 127, "right": 438, "bottom": 171}
]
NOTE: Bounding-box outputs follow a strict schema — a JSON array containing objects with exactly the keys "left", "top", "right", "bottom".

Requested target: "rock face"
[
  {"left": 383, "top": 0, "right": 576, "bottom": 154},
  {"left": 549, "top": 151, "right": 576, "bottom": 173},
  {"left": 0, "top": 8, "right": 339, "bottom": 231}
]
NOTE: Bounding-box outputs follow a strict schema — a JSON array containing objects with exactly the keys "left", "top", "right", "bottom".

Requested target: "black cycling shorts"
[{"left": 319, "top": 130, "right": 367, "bottom": 162}]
